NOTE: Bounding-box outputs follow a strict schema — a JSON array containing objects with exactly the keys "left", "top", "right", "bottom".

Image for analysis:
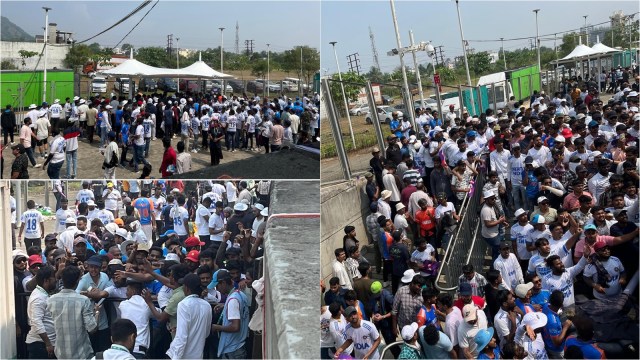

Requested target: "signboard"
[
  {"left": 356, "top": 84, "right": 382, "bottom": 105},
  {"left": 433, "top": 73, "right": 441, "bottom": 92}
]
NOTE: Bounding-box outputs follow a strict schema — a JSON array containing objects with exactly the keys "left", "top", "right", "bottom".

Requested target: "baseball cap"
[
  {"left": 344, "top": 306, "right": 358, "bottom": 317},
  {"left": 225, "top": 247, "right": 241, "bottom": 256},
  {"left": 87, "top": 200, "right": 96, "bottom": 206},
  {"left": 483, "top": 190, "right": 496, "bottom": 199},
  {"left": 524, "top": 156, "right": 534, "bottom": 164},
  {"left": 252, "top": 203, "right": 265, "bottom": 211},
  {"left": 593, "top": 241, "right": 609, "bottom": 251},
  {"left": 584, "top": 224, "right": 597, "bottom": 231},
  {"left": 115, "top": 228, "right": 129, "bottom": 238},
  {"left": 161, "top": 229, "right": 177, "bottom": 238},
  {"left": 11, "top": 143, "right": 25, "bottom": 153},
  {"left": 499, "top": 241, "right": 511, "bottom": 249},
  {"left": 165, "top": 253, "right": 180, "bottom": 262},
  {"left": 136, "top": 243, "right": 150, "bottom": 253},
  {"left": 28, "top": 255, "right": 43, "bottom": 267},
  {"left": 108, "top": 259, "right": 123, "bottom": 266},
  {"left": 184, "top": 236, "right": 205, "bottom": 247},
  {"left": 65, "top": 217, "right": 77, "bottom": 224},
  {"left": 514, "top": 208, "right": 527, "bottom": 218},
  {"left": 537, "top": 196, "right": 549, "bottom": 204},
  {"left": 208, "top": 269, "right": 232, "bottom": 289},
  {"left": 401, "top": 322, "right": 419, "bottom": 341},
  {"left": 515, "top": 282, "right": 534, "bottom": 298},
  {"left": 459, "top": 282, "right": 473, "bottom": 296},
  {"left": 474, "top": 328, "right": 495, "bottom": 353},
  {"left": 233, "top": 203, "right": 248, "bottom": 212},
  {"left": 532, "top": 214, "right": 546, "bottom": 224},
  {"left": 44, "top": 233, "right": 58, "bottom": 242},
  {"left": 523, "top": 312, "right": 548, "bottom": 330},
  {"left": 370, "top": 281, "right": 383, "bottom": 294},
  {"left": 612, "top": 209, "right": 627, "bottom": 218},
  {"left": 462, "top": 304, "right": 477, "bottom": 322},
  {"left": 73, "top": 235, "right": 88, "bottom": 246},
  {"left": 85, "top": 255, "right": 102, "bottom": 267},
  {"left": 260, "top": 207, "right": 269, "bottom": 217},
  {"left": 185, "top": 250, "right": 200, "bottom": 262}
]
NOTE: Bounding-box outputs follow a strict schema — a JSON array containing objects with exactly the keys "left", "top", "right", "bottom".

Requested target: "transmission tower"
[
  {"left": 244, "top": 39, "right": 254, "bottom": 55},
  {"left": 167, "top": 34, "right": 173, "bottom": 56},
  {"left": 347, "top": 53, "right": 362, "bottom": 75},
  {"left": 436, "top": 46, "right": 445, "bottom": 67},
  {"left": 369, "top": 26, "right": 381, "bottom": 72},
  {"left": 235, "top": 21, "right": 240, "bottom": 54}
]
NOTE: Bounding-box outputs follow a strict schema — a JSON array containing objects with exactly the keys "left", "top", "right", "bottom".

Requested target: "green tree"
[
  {"left": 120, "top": 43, "right": 133, "bottom": 54},
  {"left": 135, "top": 47, "right": 171, "bottom": 67},
  {"left": 281, "top": 46, "right": 319, "bottom": 87},
  {"left": 467, "top": 51, "right": 491, "bottom": 76},
  {"left": 88, "top": 42, "right": 101, "bottom": 53},
  {"left": 603, "top": 19, "right": 639, "bottom": 49},
  {"left": 63, "top": 44, "right": 92, "bottom": 69},
  {"left": 251, "top": 60, "right": 268, "bottom": 79},
  {"left": 435, "top": 65, "right": 456, "bottom": 84},
  {"left": 558, "top": 32, "right": 585, "bottom": 58},
  {"left": 329, "top": 71, "right": 366, "bottom": 114},
  {"left": 1, "top": 59, "right": 17, "bottom": 70},
  {"left": 18, "top": 50, "right": 39, "bottom": 68}
]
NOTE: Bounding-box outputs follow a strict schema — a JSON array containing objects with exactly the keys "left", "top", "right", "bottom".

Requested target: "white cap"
[
  {"left": 28, "top": 104, "right": 37, "bottom": 109},
  {"left": 115, "top": 228, "right": 129, "bottom": 238},
  {"left": 108, "top": 259, "right": 123, "bottom": 266},
  {"left": 395, "top": 203, "right": 406, "bottom": 211},
  {"left": 523, "top": 312, "right": 548, "bottom": 329},
  {"left": 629, "top": 106, "right": 639, "bottom": 112},
  {"left": 408, "top": 135, "right": 417, "bottom": 144},
  {"left": 432, "top": 126, "right": 443, "bottom": 133},
  {"left": 54, "top": 99, "right": 60, "bottom": 104},
  {"left": 105, "top": 105, "right": 113, "bottom": 109},
  {"left": 234, "top": 203, "right": 248, "bottom": 212},
  {"left": 260, "top": 207, "right": 269, "bottom": 217},
  {"left": 515, "top": 282, "right": 534, "bottom": 298},
  {"left": 87, "top": 200, "right": 96, "bottom": 206},
  {"left": 401, "top": 269, "right": 417, "bottom": 283},
  {"left": 462, "top": 304, "right": 477, "bottom": 322},
  {"left": 537, "top": 196, "right": 549, "bottom": 204},
  {"left": 73, "top": 96, "right": 80, "bottom": 101},
  {"left": 381, "top": 190, "right": 392, "bottom": 199},
  {"left": 165, "top": 253, "right": 180, "bottom": 262},
  {"left": 252, "top": 203, "right": 265, "bottom": 211},
  {"left": 65, "top": 217, "right": 77, "bottom": 224},
  {"left": 401, "top": 322, "right": 419, "bottom": 341},
  {"left": 514, "top": 208, "right": 527, "bottom": 218},
  {"left": 105, "top": 223, "right": 119, "bottom": 235},
  {"left": 554, "top": 135, "right": 565, "bottom": 143},
  {"left": 483, "top": 190, "right": 496, "bottom": 199},
  {"left": 629, "top": 91, "right": 638, "bottom": 97},
  {"left": 79, "top": 99, "right": 86, "bottom": 104}
]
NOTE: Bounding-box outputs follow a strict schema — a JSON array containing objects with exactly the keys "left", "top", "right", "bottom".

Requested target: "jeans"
[
  {"left": 27, "top": 341, "right": 51, "bottom": 359},
  {"left": 192, "top": 133, "right": 199, "bottom": 150},
  {"left": 133, "top": 144, "right": 148, "bottom": 171},
  {"left": 3, "top": 127, "right": 15, "bottom": 144},
  {"left": 144, "top": 137, "right": 151, "bottom": 157},
  {"left": 65, "top": 150, "right": 77, "bottom": 178},
  {"left": 54, "top": 191, "right": 63, "bottom": 210},
  {"left": 222, "top": 346, "right": 246, "bottom": 359},
  {"left": 100, "top": 127, "right": 108, "bottom": 145},
  {"left": 226, "top": 131, "right": 236, "bottom": 150},
  {"left": 511, "top": 185, "right": 527, "bottom": 212},
  {"left": 25, "top": 147, "right": 37, "bottom": 166},
  {"left": 47, "top": 161, "right": 63, "bottom": 179},
  {"left": 483, "top": 234, "right": 503, "bottom": 261}
]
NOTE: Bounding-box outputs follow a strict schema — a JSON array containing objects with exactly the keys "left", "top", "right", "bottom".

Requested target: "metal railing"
[{"left": 435, "top": 165, "right": 488, "bottom": 293}]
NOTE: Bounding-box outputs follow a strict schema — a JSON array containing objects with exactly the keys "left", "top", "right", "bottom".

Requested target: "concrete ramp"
[{"left": 263, "top": 181, "right": 320, "bottom": 358}]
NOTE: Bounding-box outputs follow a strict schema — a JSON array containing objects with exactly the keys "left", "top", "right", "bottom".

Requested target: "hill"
[{"left": 1, "top": 16, "right": 34, "bottom": 42}]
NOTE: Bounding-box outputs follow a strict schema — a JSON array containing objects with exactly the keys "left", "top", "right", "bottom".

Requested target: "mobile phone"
[{"left": 97, "top": 298, "right": 105, "bottom": 307}]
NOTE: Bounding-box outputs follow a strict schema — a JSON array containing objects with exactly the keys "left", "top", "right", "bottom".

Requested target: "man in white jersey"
[
  {"left": 170, "top": 195, "right": 190, "bottom": 243},
  {"left": 95, "top": 200, "right": 115, "bottom": 225},
  {"left": 19, "top": 200, "right": 45, "bottom": 249},
  {"left": 542, "top": 238, "right": 591, "bottom": 315},
  {"left": 334, "top": 306, "right": 381, "bottom": 360},
  {"left": 494, "top": 241, "right": 524, "bottom": 291},
  {"left": 50, "top": 99, "right": 63, "bottom": 134},
  {"left": 583, "top": 241, "right": 627, "bottom": 301},
  {"left": 103, "top": 182, "right": 122, "bottom": 218},
  {"left": 55, "top": 198, "right": 76, "bottom": 233},
  {"left": 225, "top": 181, "right": 238, "bottom": 208},
  {"left": 195, "top": 197, "right": 212, "bottom": 248},
  {"left": 208, "top": 201, "right": 225, "bottom": 256}
]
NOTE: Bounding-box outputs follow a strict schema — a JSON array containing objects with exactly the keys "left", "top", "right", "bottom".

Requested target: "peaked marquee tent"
[{"left": 102, "top": 52, "right": 233, "bottom": 79}]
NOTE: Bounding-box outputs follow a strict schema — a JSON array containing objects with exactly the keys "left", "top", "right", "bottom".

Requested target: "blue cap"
[
  {"left": 584, "top": 224, "right": 597, "bottom": 231},
  {"left": 161, "top": 229, "right": 177, "bottom": 237},
  {"left": 466, "top": 130, "right": 477, "bottom": 137},
  {"left": 588, "top": 120, "right": 599, "bottom": 128},
  {"left": 459, "top": 282, "right": 472, "bottom": 296},
  {"left": 208, "top": 269, "right": 231, "bottom": 289},
  {"left": 474, "top": 328, "right": 495, "bottom": 352}
]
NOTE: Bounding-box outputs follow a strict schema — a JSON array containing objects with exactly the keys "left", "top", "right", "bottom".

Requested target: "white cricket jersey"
[
  {"left": 583, "top": 256, "right": 625, "bottom": 300},
  {"left": 21, "top": 210, "right": 43, "bottom": 239},
  {"left": 527, "top": 245, "right": 570, "bottom": 278},
  {"left": 542, "top": 257, "right": 588, "bottom": 307},
  {"left": 344, "top": 320, "right": 380, "bottom": 360},
  {"left": 511, "top": 223, "right": 534, "bottom": 260},
  {"left": 76, "top": 189, "right": 95, "bottom": 204},
  {"left": 171, "top": 206, "right": 189, "bottom": 236},
  {"left": 494, "top": 253, "right": 523, "bottom": 290},
  {"left": 55, "top": 209, "right": 76, "bottom": 233}
]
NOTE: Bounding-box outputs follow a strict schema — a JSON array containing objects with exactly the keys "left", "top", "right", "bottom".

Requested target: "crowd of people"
[
  {"left": 2, "top": 89, "right": 321, "bottom": 179},
  {"left": 321, "top": 71, "right": 639, "bottom": 359},
  {"left": 11, "top": 179, "right": 273, "bottom": 359}
]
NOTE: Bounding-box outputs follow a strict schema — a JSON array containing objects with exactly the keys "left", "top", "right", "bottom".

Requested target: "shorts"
[{"left": 36, "top": 138, "right": 47, "bottom": 146}]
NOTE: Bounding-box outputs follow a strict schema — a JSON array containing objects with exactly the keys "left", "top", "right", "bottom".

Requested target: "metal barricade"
[{"left": 435, "top": 166, "right": 488, "bottom": 293}]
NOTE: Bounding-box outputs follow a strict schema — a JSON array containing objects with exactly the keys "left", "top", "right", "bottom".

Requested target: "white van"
[
  {"left": 284, "top": 77, "right": 308, "bottom": 92},
  {"left": 91, "top": 76, "right": 107, "bottom": 93}
]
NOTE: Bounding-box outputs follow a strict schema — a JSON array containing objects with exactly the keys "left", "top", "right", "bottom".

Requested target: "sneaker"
[
  {"left": 34, "top": 163, "right": 42, "bottom": 168},
  {"left": 152, "top": 137, "right": 157, "bottom": 141}
]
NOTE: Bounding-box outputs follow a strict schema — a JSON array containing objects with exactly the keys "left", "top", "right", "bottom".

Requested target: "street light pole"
[
  {"left": 176, "top": 37, "right": 180, "bottom": 92},
  {"left": 501, "top": 37, "right": 507, "bottom": 70},
  {"left": 455, "top": 0, "right": 475, "bottom": 113},
  {"left": 534, "top": 9, "right": 541, "bottom": 91},
  {"left": 389, "top": 0, "right": 414, "bottom": 127},
  {"left": 329, "top": 41, "right": 356, "bottom": 149},
  {"left": 42, "top": 7, "right": 51, "bottom": 103},
  {"left": 267, "top": 43, "right": 270, "bottom": 97},
  {"left": 409, "top": 30, "right": 425, "bottom": 109},
  {"left": 583, "top": 15, "right": 588, "bottom": 45},
  {"left": 219, "top": 27, "right": 225, "bottom": 93}
]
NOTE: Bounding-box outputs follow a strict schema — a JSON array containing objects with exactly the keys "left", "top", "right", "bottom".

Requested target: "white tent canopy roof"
[
  {"left": 102, "top": 52, "right": 233, "bottom": 79},
  {"left": 591, "top": 42, "right": 621, "bottom": 54},
  {"left": 560, "top": 44, "right": 600, "bottom": 61}
]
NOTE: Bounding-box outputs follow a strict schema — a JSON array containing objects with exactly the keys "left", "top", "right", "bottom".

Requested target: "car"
[
  {"left": 255, "top": 79, "right": 280, "bottom": 92},
  {"left": 365, "top": 106, "right": 403, "bottom": 124},
  {"left": 114, "top": 77, "right": 136, "bottom": 94},
  {"left": 349, "top": 104, "right": 371, "bottom": 116},
  {"left": 281, "top": 80, "right": 298, "bottom": 92},
  {"left": 413, "top": 98, "right": 438, "bottom": 109},
  {"left": 247, "top": 81, "right": 264, "bottom": 93},
  {"left": 227, "top": 80, "right": 245, "bottom": 93},
  {"left": 91, "top": 76, "right": 107, "bottom": 93},
  {"left": 382, "top": 95, "right": 394, "bottom": 105},
  {"left": 139, "top": 78, "right": 157, "bottom": 92},
  {"left": 211, "top": 80, "right": 233, "bottom": 93},
  {"left": 157, "top": 78, "right": 178, "bottom": 92},
  {"left": 179, "top": 79, "right": 201, "bottom": 92}
]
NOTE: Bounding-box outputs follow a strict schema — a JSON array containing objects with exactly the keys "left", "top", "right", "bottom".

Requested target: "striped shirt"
[{"left": 47, "top": 289, "right": 97, "bottom": 359}]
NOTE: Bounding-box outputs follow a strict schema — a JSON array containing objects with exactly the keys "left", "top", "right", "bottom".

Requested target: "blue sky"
[
  {"left": 1, "top": 0, "right": 320, "bottom": 52},
  {"left": 321, "top": 0, "right": 639, "bottom": 75}
]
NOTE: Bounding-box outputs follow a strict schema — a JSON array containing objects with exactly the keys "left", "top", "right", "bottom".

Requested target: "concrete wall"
[
  {"left": 1, "top": 41, "right": 70, "bottom": 70},
  {"left": 0, "top": 181, "right": 16, "bottom": 358},
  {"left": 320, "top": 178, "right": 370, "bottom": 283},
  {"left": 263, "top": 181, "right": 320, "bottom": 359}
]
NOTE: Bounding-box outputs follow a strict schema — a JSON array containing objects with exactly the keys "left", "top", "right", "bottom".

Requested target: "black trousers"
[
  {"left": 210, "top": 142, "right": 223, "bottom": 165},
  {"left": 382, "top": 259, "right": 393, "bottom": 282},
  {"left": 27, "top": 341, "right": 54, "bottom": 359},
  {"left": 25, "top": 237, "right": 41, "bottom": 250},
  {"left": 3, "top": 127, "right": 15, "bottom": 144}
]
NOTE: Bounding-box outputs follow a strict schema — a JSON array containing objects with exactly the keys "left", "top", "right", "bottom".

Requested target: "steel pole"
[
  {"left": 409, "top": 31, "right": 425, "bottom": 109},
  {"left": 330, "top": 42, "right": 356, "bottom": 149},
  {"left": 176, "top": 37, "right": 180, "bottom": 92},
  {"left": 267, "top": 43, "right": 270, "bottom": 97},
  {"left": 321, "top": 78, "right": 351, "bottom": 181},
  {"left": 455, "top": 0, "right": 475, "bottom": 111},
  {"left": 389, "top": 0, "right": 415, "bottom": 128},
  {"left": 43, "top": 7, "right": 51, "bottom": 103},
  {"left": 534, "top": 9, "right": 541, "bottom": 91},
  {"left": 501, "top": 37, "right": 507, "bottom": 70},
  {"left": 219, "top": 28, "right": 225, "bottom": 93}
]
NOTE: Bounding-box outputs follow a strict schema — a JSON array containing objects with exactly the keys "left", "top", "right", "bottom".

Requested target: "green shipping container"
[{"left": 0, "top": 70, "right": 74, "bottom": 110}]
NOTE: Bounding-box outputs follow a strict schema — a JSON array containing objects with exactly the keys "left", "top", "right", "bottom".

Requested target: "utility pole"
[
  {"left": 176, "top": 37, "right": 180, "bottom": 92},
  {"left": 346, "top": 53, "right": 362, "bottom": 75},
  {"left": 583, "top": 15, "right": 588, "bottom": 45},
  {"left": 534, "top": 9, "right": 541, "bottom": 90},
  {"left": 267, "top": 43, "right": 270, "bottom": 97},
  {"left": 433, "top": 46, "right": 440, "bottom": 67},
  {"left": 389, "top": 0, "right": 414, "bottom": 127},
  {"left": 329, "top": 41, "right": 356, "bottom": 149},
  {"left": 219, "top": 28, "right": 225, "bottom": 92},
  {"left": 500, "top": 38, "right": 507, "bottom": 70},
  {"left": 42, "top": 7, "right": 51, "bottom": 103},
  {"left": 455, "top": 0, "right": 474, "bottom": 112},
  {"left": 235, "top": 21, "right": 240, "bottom": 54},
  {"left": 409, "top": 30, "right": 425, "bottom": 110},
  {"left": 436, "top": 46, "right": 445, "bottom": 67}
]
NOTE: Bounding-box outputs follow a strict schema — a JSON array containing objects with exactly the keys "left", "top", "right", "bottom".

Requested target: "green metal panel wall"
[
  {"left": 0, "top": 70, "right": 74, "bottom": 109},
  {"left": 510, "top": 65, "right": 540, "bottom": 102}
]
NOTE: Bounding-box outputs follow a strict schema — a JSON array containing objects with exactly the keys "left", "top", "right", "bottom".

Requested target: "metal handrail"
[
  {"left": 379, "top": 340, "right": 405, "bottom": 359},
  {"left": 435, "top": 163, "right": 487, "bottom": 292}
]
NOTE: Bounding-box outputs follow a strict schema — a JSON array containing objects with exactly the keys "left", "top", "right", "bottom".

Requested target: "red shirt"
[
  {"left": 453, "top": 296, "right": 486, "bottom": 311},
  {"left": 160, "top": 147, "right": 177, "bottom": 178}
]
